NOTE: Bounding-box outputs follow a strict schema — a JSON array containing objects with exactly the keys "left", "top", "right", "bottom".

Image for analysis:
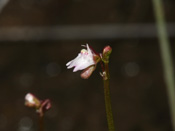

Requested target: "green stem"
[
  {"left": 103, "top": 63, "right": 115, "bottom": 131},
  {"left": 152, "top": 0, "right": 175, "bottom": 130}
]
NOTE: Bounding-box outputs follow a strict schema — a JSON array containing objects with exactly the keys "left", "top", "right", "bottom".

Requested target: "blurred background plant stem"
[
  {"left": 39, "top": 115, "right": 44, "bottom": 131},
  {"left": 152, "top": 0, "right": 175, "bottom": 130}
]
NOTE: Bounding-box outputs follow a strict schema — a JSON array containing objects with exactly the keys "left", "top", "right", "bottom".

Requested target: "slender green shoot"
[{"left": 152, "top": 0, "right": 175, "bottom": 130}]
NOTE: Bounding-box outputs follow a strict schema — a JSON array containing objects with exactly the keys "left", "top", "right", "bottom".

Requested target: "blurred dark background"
[{"left": 0, "top": 0, "right": 174, "bottom": 131}]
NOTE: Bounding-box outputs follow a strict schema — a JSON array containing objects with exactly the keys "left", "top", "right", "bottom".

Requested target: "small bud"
[
  {"left": 37, "top": 99, "right": 51, "bottom": 117},
  {"left": 102, "top": 46, "right": 112, "bottom": 63},
  {"left": 41, "top": 99, "right": 51, "bottom": 111}
]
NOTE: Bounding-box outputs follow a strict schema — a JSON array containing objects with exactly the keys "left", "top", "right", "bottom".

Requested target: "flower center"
[{"left": 81, "top": 49, "right": 88, "bottom": 55}]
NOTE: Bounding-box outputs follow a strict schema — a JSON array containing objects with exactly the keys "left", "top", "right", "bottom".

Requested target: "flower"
[
  {"left": 25, "top": 93, "right": 51, "bottom": 117},
  {"left": 66, "top": 44, "right": 97, "bottom": 72},
  {"left": 25, "top": 93, "right": 40, "bottom": 108},
  {"left": 66, "top": 44, "right": 101, "bottom": 79}
]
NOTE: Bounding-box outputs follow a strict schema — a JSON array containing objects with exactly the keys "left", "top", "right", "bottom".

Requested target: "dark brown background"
[{"left": 0, "top": 0, "right": 174, "bottom": 131}]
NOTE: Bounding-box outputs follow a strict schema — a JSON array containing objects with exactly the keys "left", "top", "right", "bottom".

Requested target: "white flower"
[
  {"left": 25, "top": 93, "right": 35, "bottom": 104},
  {"left": 25, "top": 93, "right": 40, "bottom": 108},
  {"left": 66, "top": 44, "right": 96, "bottom": 72}
]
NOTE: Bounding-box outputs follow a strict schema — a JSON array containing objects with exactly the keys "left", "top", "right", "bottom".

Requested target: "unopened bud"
[
  {"left": 37, "top": 99, "right": 51, "bottom": 117},
  {"left": 41, "top": 99, "right": 51, "bottom": 112},
  {"left": 102, "top": 46, "right": 112, "bottom": 63}
]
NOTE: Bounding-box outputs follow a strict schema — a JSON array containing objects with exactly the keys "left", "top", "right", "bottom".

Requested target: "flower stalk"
[
  {"left": 102, "top": 46, "right": 115, "bottom": 131},
  {"left": 103, "top": 63, "right": 115, "bottom": 131},
  {"left": 39, "top": 115, "right": 44, "bottom": 131}
]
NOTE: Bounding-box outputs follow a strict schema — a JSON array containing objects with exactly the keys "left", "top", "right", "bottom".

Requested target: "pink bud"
[
  {"left": 103, "top": 46, "right": 112, "bottom": 56},
  {"left": 37, "top": 99, "right": 51, "bottom": 117},
  {"left": 102, "top": 45, "right": 112, "bottom": 63}
]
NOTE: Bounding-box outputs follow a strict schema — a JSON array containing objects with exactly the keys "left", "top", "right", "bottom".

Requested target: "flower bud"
[
  {"left": 102, "top": 46, "right": 112, "bottom": 63},
  {"left": 37, "top": 99, "right": 51, "bottom": 117}
]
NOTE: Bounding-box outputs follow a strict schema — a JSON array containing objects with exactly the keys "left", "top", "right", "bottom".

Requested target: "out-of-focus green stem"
[
  {"left": 152, "top": 0, "right": 175, "bottom": 130},
  {"left": 103, "top": 63, "right": 115, "bottom": 131}
]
